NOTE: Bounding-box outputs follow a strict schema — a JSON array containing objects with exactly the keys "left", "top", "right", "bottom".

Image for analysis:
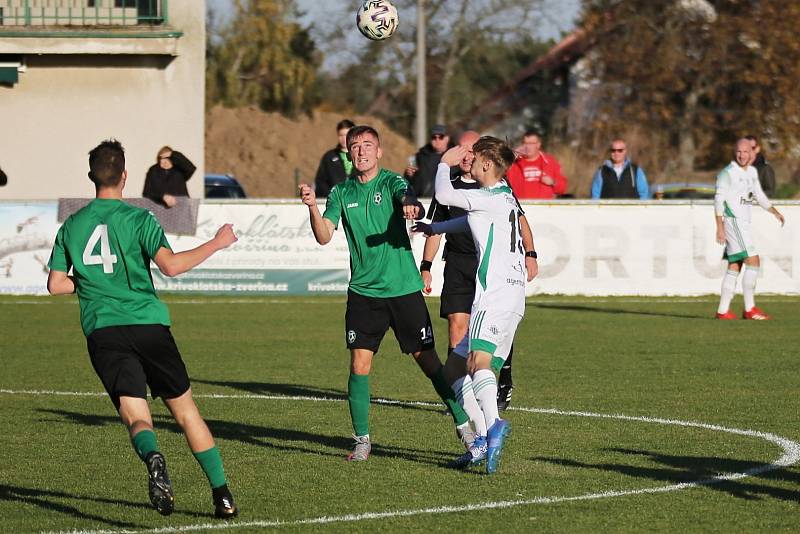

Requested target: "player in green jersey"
[
  {"left": 299, "top": 125, "right": 472, "bottom": 461},
  {"left": 47, "top": 140, "right": 239, "bottom": 518}
]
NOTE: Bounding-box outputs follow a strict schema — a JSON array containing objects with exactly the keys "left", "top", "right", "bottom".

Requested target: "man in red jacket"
[{"left": 506, "top": 131, "right": 568, "bottom": 199}]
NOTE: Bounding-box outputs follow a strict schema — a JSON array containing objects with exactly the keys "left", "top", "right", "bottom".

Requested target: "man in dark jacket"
[
  {"left": 314, "top": 119, "right": 355, "bottom": 197},
  {"left": 590, "top": 139, "right": 650, "bottom": 199},
  {"left": 142, "top": 146, "right": 196, "bottom": 208},
  {"left": 746, "top": 135, "right": 777, "bottom": 197},
  {"left": 404, "top": 124, "right": 452, "bottom": 198}
]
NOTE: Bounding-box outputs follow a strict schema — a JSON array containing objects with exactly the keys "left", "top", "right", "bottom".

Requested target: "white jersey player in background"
[
  {"left": 414, "top": 136, "right": 536, "bottom": 473},
  {"left": 714, "top": 138, "right": 785, "bottom": 320}
]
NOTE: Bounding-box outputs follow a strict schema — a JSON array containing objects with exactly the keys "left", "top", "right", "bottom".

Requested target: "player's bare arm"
[
  {"left": 420, "top": 234, "right": 443, "bottom": 294},
  {"left": 299, "top": 183, "right": 335, "bottom": 245},
  {"left": 154, "top": 224, "right": 238, "bottom": 277},
  {"left": 715, "top": 215, "right": 726, "bottom": 245},
  {"left": 46, "top": 270, "right": 76, "bottom": 295},
  {"left": 519, "top": 214, "right": 538, "bottom": 281},
  {"left": 770, "top": 207, "right": 785, "bottom": 226}
]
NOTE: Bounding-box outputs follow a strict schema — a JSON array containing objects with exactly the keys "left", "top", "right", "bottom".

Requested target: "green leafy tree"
[{"left": 207, "top": 0, "right": 321, "bottom": 116}]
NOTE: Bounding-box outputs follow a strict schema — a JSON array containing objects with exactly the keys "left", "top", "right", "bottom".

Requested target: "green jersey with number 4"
[
  {"left": 323, "top": 169, "right": 423, "bottom": 298},
  {"left": 48, "top": 199, "right": 172, "bottom": 336}
]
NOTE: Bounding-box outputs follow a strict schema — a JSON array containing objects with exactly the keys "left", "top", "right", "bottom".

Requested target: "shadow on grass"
[
  {"left": 0, "top": 483, "right": 210, "bottom": 529},
  {"left": 192, "top": 378, "right": 444, "bottom": 415},
  {"left": 531, "top": 303, "right": 706, "bottom": 320},
  {"left": 38, "top": 409, "right": 455, "bottom": 467},
  {"left": 531, "top": 447, "right": 800, "bottom": 502}
]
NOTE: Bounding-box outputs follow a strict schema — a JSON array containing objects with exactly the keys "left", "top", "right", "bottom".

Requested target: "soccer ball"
[{"left": 356, "top": 0, "right": 399, "bottom": 41}]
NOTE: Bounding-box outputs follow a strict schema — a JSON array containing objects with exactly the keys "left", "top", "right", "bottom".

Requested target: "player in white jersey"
[
  {"left": 414, "top": 136, "right": 535, "bottom": 473},
  {"left": 714, "top": 138, "right": 784, "bottom": 320}
]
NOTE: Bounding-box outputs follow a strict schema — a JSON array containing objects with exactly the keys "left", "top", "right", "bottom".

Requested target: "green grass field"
[{"left": 1, "top": 294, "right": 799, "bottom": 533}]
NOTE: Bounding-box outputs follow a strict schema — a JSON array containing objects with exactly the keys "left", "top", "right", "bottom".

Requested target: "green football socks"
[
  {"left": 193, "top": 446, "right": 227, "bottom": 489},
  {"left": 431, "top": 367, "right": 470, "bottom": 426},
  {"left": 131, "top": 429, "right": 159, "bottom": 461},
  {"left": 348, "top": 373, "right": 370, "bottom": 437}
]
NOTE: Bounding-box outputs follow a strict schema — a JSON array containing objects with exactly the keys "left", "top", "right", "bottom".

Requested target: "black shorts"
[
  {"left": 87, "top": 324, "right": 191, "bottom": 410},
  {"left": 440, "top": 252, "right": 478, "bottom": 318},
  {"left": 345, "top": 290, "right": 435, "bottom": 354}
]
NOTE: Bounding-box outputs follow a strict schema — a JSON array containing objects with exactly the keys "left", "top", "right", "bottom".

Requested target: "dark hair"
[
  {"left": 473, "top": 136, "right": 516, "bottom": 174},
  {"left": 523, "top": 129, "right": 541, "bottom": 139},
  {"left": 336, "top": 119, "right": 355, "bottom": 131},
  {"left": 346, "top": 125, "right": 380, "bottom": 151},
  {"left": 88, "top": 139, "right": 125, "bottom": 187}
]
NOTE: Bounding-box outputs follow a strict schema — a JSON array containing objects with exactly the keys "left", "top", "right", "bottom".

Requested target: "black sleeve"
[
  {"left": 142, "top": 166, "right": 163, "bottom": 202},
  {"left": 760, "top": 165, "right": 777, "bottom": 197},
  {"left": 169, "top": 151, "right": 196, "bottom": 181},
  {"left": 314, "top": 153, "right": 331, "bottom": 197}
]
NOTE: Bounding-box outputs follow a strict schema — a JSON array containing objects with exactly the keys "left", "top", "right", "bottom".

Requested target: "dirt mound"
[{"left": 205, "top": 106, "right": 416, "bottom": 198}]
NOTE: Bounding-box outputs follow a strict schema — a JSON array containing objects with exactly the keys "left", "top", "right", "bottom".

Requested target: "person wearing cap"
[{"left": 404, "top": 124, "right": 453, "bottom": 197}]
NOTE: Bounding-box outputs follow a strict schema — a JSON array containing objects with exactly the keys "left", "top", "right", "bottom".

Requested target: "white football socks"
[
  {"left": 453, "top": 374, "right": 487, "bottom": 436},
  {"left": 742, "top": 266, "right": 759, "bottom": 311},
  {"left": 717, "top": 269, "right": 739, "bottom": 314},
  {"left": 472, "top": 369, "right": 499, "bottom": 432}
]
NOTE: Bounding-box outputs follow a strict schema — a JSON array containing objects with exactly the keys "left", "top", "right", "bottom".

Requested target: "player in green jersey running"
[
  {"left": 299, "top": 125, "right": 473, "bottom": 461},
  {"left": 47, "top": 140, "right": 239, "bottom": 518}
]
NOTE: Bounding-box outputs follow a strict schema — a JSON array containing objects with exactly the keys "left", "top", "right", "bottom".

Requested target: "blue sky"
[{"left": 206, "top": 0, "right": 581, "bottom": 70}]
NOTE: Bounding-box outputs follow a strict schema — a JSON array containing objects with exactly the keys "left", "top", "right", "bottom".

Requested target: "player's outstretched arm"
[
  {"left": 519, "top": 214, "right": 539, "bottom": 281},
  {"left": 154, "top": 224, "right": 237, "bottom": 277},
  {"left": 769, "top": 207, "right": 785, "bottom": 226},
  {"left": 47, "top": 270, "right": 76, "bottom": 295},
  {"left": 299, "top": 183, "right": 335, "bottom": 245}
]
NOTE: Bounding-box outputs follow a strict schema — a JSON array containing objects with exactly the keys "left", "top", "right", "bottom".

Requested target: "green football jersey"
[
  {"left": 323, "top": 168, "right": 423, "bottom": 298},
  {"left": 48, "top": 199, "right": 172, "bottom": 336}
]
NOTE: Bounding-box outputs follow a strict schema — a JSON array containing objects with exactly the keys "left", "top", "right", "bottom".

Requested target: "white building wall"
[{"left": 0, "top": 0, "right": 205, "bottom": 200}]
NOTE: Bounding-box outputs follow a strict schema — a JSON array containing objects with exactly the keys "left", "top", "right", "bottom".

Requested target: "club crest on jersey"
[
  {"left": 373, "top": 192, "right": 383, "bottom": 205},
  {"left": 347, "top": 330, "right": 357, "bottom": 344}
]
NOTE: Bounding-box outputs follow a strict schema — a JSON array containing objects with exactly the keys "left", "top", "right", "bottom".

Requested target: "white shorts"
[
  {"left": 723, "top": 217, "right": 757, "bottom": 262},
  {"left": 453, "top": 309, "right": 522, "bottom": 365}
]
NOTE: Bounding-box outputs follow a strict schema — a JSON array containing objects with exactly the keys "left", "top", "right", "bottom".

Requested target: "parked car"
[
  {"left": 204, "top": 173, "right": 247, "bottom": 199},
  {"left": 655, "top": 182, "right": 715, "bottom": 200}
]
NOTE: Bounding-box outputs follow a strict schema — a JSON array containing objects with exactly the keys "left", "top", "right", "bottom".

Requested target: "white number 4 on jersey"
[{"left": 82, "top": 224, "right": 118, "bottom": 274}]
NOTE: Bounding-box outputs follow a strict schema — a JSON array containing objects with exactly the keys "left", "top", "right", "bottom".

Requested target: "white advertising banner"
[{"left": 1, "top": 200, "right": 797, "bottom": 296}]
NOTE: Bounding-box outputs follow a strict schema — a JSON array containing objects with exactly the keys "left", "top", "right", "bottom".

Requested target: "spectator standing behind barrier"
[
  {"left": 142, "top": 146, "right": 196, "bottom": 208},
  {"left": 314, "top": 119, "right": 355, "bottom": 197},
  {"left": 404, "top": 124, "right": 452, "bottom": 198},
  {"left": 590, "top": 139, "right": 650, "bottom": 199},
  {"left": 506, "top": 131, "right": 568, "bottom": 199},
  {"left": 745, "top": 135, "right": 777, "bottom": 197}
]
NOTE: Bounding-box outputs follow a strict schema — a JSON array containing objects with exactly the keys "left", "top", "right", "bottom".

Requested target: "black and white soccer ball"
[{"left": 356, "top": 0, "right": 399, "bottom": 41}]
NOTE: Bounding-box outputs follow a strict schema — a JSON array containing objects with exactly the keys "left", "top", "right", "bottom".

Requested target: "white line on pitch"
[{"left": 11, "top": 388, "right": 799, "bottom": 534}]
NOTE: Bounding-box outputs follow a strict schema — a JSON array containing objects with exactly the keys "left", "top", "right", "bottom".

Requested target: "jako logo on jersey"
[
  {"left": 373, "top": 192, "right": 382, "bottom": 205},
  {"left": 347, "top": 202, "right": 359, "bottom": 208},
  {"left": 347, "top": 330, "right": 357, "bottom": 344}
]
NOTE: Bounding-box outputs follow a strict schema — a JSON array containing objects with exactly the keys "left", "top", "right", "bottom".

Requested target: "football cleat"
[
  {"left": 743, "top": 306, "right": 770, "bottom": 320},
  {"left": 497, "top": 384, "right": 514, "bottom": 411},
  {"left": 456, "top": 423, "right": 477, "bottom": 451},
  {"left": 346, "top": 434, "right": 371, "bottom": 462},
  {"left": 212, "top": 484, "right": 238, "bottom": 519},
  {"left": 715, "top": 310, "right": 738, "bottom": 320},
  {"left": 145, "top": 452, "right": 174, "bottom": 516},
  {"left": 486, "top": 419, "right": 511, "bottom": 474},
  {"left": 451, "top": 435, "right": 487, "bottom": 469}
]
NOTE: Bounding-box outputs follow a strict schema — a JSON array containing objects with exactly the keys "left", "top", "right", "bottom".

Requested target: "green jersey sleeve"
[
  {"left": 47, "top": 224, "right": 71, "bottom": 272},
  {"left": 389, "top": 172, "right": 411, "bottom": 203},
  {"left": 322, "top": 185, "right": 343, "bottom": 227},
  {"left": 139, "top": 211, "right": 171, "bottom": 259}
]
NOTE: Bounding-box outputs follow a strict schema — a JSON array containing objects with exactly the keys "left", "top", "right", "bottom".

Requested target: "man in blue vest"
[{"left": 590, "top": 139, "right": 650, "bottom": 199}]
